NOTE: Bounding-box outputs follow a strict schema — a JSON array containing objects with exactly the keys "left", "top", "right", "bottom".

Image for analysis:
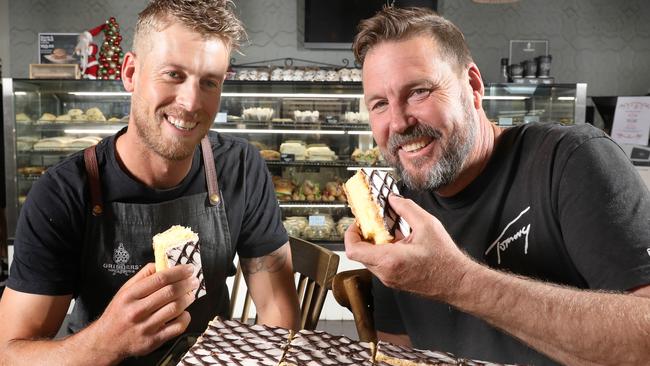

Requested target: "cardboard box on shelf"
[{"left": 29, "top": 64, "right": 80, "bottom": 79}]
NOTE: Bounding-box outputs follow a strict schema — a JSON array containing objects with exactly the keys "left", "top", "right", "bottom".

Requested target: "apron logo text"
[{"left": 103, "top": 242, "right": 141, "bottom": 276}]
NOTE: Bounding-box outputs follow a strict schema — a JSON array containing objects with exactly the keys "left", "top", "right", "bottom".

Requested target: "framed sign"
[
  {"left": 38, "top": 33, "right": 80, "bottom": 64},
  {"left": 611, "top": 97, "right": 650, "bottom": 146},
  {"left": 508, "top": 39, "right": 548, "bottom": 65}
]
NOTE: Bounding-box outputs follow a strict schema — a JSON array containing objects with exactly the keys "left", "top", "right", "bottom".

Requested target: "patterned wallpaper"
[{"left": 6, "top": 0, "right": 650, "bottom": 96}]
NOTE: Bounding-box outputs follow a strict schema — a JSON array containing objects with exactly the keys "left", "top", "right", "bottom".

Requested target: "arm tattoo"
[{"left": 240, "top": 245, "right": 289, "bottom": 275}]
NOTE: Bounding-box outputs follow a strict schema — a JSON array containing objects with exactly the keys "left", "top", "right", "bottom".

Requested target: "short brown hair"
[
  {"left": 353, "top": 7, "right": 472, "bottom": 72},
  {"left": 134, "top": 0, "right": 247, "bottom": 55}
]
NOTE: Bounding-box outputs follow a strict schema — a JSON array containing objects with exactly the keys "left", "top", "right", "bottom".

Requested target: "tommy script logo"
[
  {"left": 103, "top": 242, "right": 141, "bottom": 276},
  {"left": 485, "top": 206, "right": 531, "bottom": 264}
]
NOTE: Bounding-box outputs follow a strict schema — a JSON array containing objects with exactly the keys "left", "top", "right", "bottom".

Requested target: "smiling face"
[
  {"left": 363, "top": 35, "right": 478, "bottom": 191},
  {"left": 125, "top": 21, "right": 229, "bottom": 161}
]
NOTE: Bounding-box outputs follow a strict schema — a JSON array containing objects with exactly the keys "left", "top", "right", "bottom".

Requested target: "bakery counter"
[
  {"left": 18, "top": 174, "right": 45, "bottom": 182},
  {"left": 218, "top": 120, "right": 370, "bottom": 131},
  {"left": 22, "top": 121, "right": 126, "bottom": 131},
  {"left": 265, "top": 159, "right": 388, "bottom": 168}
]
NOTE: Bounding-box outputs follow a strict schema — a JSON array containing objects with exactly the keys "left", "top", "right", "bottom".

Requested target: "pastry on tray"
[
  {"left": 33, "top": 137, "right": 75, "bottom": 150},
  {"left": 67, "top": 136, "right": 102, "bottom": 149},
  {"left": 306, "top": 145, "right": 336, "bottom": 161},
  {"left": 279, "top": 141, "right": 306, "bottom": 160},
  {"left": 17, "top": 166, "right": 47, "bottom": 175},
  {"left": 54, "top": 114, "right": 71, "bottom": 122},
  {"left": 177, "top": 317, "right": 514, "bottom": 365},
  {"left": 85, "top": 107, "right": 106, "bottom": 121},
  {"left": 15, "top": 113, "right": 31, "bottom": 124},
  {"left": 260, "top": 149, "right": 281, "bottom": 160},
  {"left": 38, "top": 113, "right": 57, "bottom": 122}
]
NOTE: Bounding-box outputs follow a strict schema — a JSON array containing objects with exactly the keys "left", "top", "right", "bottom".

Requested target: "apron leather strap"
[
  {"left": 83, "top": 145, "right": 104, "bottom": 216},
  {"left": 201, "top": 136, "right": 220, "bottom": 205},
  {"left": 83, "top": 137, "right": 219, "bottom": 212}
]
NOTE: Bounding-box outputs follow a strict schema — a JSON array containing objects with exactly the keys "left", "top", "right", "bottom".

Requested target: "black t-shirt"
[
  {"left": 8, "top": 129, "right": 288, "bottom": 296},
  {"left": 373, "top": 123, "right": 650, "bottom": 365}
]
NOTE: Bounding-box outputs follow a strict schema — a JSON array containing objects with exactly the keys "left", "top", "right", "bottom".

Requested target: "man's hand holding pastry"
[
  {"left": 91, "top": 263, "right": 198, "bottom": 358},
  {"left": 345, "top": 194, "right": 476, "bottom": 301}
]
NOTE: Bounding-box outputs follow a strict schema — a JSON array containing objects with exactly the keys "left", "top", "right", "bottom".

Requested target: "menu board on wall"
[
  {"left": 38, "top": 33, "right": 80, "bottom": 64},
  {"left": 611, "top": 97, "right": 650, "bottom": 146}
]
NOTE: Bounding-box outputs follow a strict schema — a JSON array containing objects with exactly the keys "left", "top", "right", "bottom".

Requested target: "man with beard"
[
  {"left": 344, "top": 6, "right": 650, "bottom": 366},
  {"left": 0, "top": 1, "right": 299, "bottom": 364}
]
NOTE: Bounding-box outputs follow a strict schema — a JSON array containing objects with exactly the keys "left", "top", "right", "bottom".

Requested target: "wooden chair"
[
  {"left": 331, "top": 268, "right": 377, "bottom": 342},
  {"left": 229, "top": 236, "right": 340, "bottom": 330}
]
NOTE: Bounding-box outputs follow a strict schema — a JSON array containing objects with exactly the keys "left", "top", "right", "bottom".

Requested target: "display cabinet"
[
  {"left": 2, "top": 79, "right": 587, "bottom": 246},
  {"left": 2, "top": 78, "right": 131, "bottom": 241},
  {"left": 2, "top": 79, "right": 382, "bottom": 247},
  {"left": 483, "top": 83, "right": 587, "bottom": 126}
]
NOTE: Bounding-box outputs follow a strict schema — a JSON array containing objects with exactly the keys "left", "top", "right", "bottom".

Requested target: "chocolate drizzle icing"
[
  {"left": 362, "top": 169, "right": 411, "bottom": 237},
  {"left": 177, "top": 318, "right": 514, "bottom": 366},
  {"left": 179, "top": 318, "right": 290, "bottom": 365},
  {"left": 166, "top": 240, "right": 207, "bottom": 299}
]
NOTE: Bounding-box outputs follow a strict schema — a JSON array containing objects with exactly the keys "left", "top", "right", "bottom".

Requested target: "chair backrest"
[
  {"left": 229, "top": 236, "right": 340, "bottom": 330},
  {"left": 331, "top": 268, "right": 377, "bottom": 342}
]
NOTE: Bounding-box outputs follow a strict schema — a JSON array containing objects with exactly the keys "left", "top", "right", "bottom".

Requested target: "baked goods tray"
[
  {"left": 34, "top": 121, "right": 126, "bottom": 130},
  {"left": 278, "top": 200, "right": 348, "bottom": 206},
  {"left": 265, "top": 160, "right": 388, "bottom": 168},
  {"left": 18, "top": 174, "right": 44, "bottom": 181},
  {"left": 156, "top": 333, "right": 200, "bottom": 366},
  {"left": 221, "top": 120, "right": 370, "bottom": 130},
  {"left": 19, "top": 148, "right": 87, "bottom": 154}
]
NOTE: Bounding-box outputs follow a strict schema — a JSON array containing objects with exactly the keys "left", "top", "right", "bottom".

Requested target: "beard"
[
  {"left": 381, "top": 94, "right": 477, "bottom": 191},
  {"left": 130, "top": 93, "right": 205, "bottom": 161}
]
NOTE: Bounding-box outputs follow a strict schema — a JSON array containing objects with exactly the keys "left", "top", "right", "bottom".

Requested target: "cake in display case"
[{"left": 2, "top": 78, "right": 586, "bottom": 247}]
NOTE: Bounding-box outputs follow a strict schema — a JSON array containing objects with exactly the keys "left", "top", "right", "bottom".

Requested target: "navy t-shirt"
[
  {"left": 8, "top": 129, "right": 288, "bottom": 296},
  {"left": 373, "top": 123, "right": 650, "bottom": 365}
]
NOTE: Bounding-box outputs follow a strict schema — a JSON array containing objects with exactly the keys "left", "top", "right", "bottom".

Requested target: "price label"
[
  {"left": 215, "top": 112, "right": 227, "bottom": 123},
  {"left": 280, "top": 153, "right": 295, "bottom": 162},
  {"left": 308, "top": 215, "right": 326, "bottom": 226}
]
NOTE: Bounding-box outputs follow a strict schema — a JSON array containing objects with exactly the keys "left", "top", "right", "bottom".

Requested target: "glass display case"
[
  {"left": 2, "top": 79, "right": 587, "bottom": 246},
  {"left": 483, "top": 83, "right": 587, "bottom": 126}
]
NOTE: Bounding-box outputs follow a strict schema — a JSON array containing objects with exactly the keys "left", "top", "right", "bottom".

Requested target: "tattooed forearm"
[{"left": 240, "top": 245, "right": 289, "bottom": 275}]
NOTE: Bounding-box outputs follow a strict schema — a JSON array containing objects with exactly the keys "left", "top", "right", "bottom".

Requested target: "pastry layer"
[{"left": 344, "top": 169, "right": 409, "bottom": 244}]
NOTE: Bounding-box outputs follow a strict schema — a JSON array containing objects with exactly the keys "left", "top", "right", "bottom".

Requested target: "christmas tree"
[{"left": 98, "top": 17, "right": 124, "bottom": 80}]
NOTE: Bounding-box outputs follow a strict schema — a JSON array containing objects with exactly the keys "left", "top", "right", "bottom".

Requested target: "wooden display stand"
[{"left": 29, "top": 64, "right": 80, "bottom": 79}]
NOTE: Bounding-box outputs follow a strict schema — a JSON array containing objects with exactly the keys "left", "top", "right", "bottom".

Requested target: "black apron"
[{"left": 66, "top": 137, "right": 235, "bottom": 365}]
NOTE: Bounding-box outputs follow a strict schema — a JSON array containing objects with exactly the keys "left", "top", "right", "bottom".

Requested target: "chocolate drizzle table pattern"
[{"left": 177, "top": 318, "right": 519, "bottom": 366}]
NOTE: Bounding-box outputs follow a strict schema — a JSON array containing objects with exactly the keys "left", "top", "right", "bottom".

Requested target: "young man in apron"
[{"left": 0, "top": 1, "right": 300, "bottom": 364}]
